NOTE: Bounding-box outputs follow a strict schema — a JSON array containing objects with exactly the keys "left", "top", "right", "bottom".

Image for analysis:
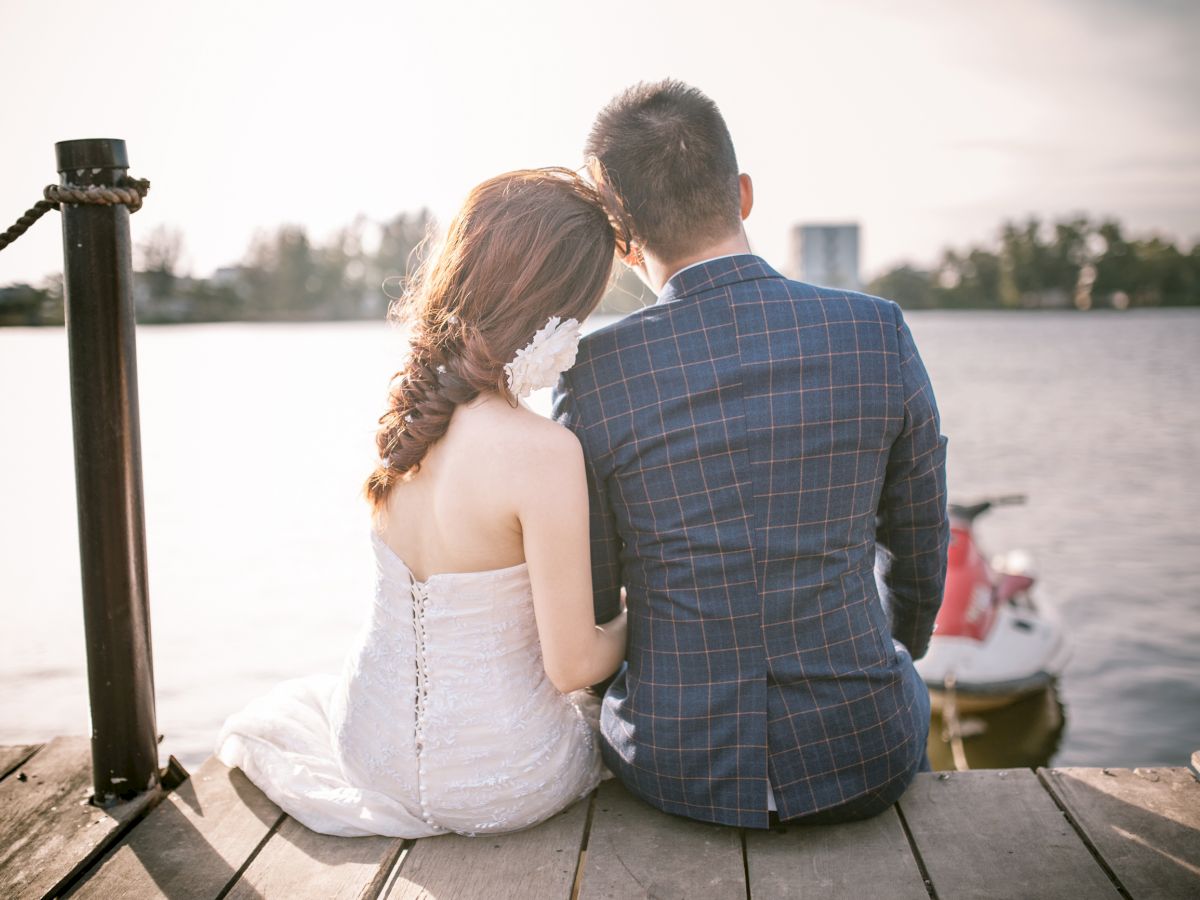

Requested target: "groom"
[{"left": 553, "top": 80, "right": 949, "bottom": 828}]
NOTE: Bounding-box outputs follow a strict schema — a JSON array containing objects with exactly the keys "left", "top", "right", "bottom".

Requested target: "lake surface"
[{"left": 1, "top": 310, "right": 1197, "bottom": 769}]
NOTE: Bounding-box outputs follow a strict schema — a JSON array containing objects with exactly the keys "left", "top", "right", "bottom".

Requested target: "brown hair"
[
  {"left": 585, "top": 79, "right": 741, "bottom": 263},
  {"left": 364, "top": 168, "right": 618, "bottom": 509}
]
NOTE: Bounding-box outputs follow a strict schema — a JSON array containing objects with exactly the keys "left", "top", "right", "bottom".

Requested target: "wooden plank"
[
  {"left": 898, "top": 770, "right": 1120, "bottom": 899},
  {"left": 0, "top": 736, "right": 157, "bottom": 899},
  {"left": 388, "top": 796, "right": 591, "bottom": 900},
  {"left": 0, "top": 745, "right": 41, "bottom": 782},
  {"left": 70, "top": 755, "right": 283, "bottom": 899},
  {"left": 225, "top": 816, "right": 404, "bottom": 900},
  {"left": 577, "top": 780, "right": 744, "bottom": 900},
  {"left": 1040, "top": 766, "right": 1200, "bottom": 899},
  {"left": 745, "top": 806, "right": 928, "bottom": 900}
]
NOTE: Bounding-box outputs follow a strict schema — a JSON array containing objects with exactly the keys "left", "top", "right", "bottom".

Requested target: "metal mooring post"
[{"left": 56, "top": 138, "right": 159, "bottom": 805}]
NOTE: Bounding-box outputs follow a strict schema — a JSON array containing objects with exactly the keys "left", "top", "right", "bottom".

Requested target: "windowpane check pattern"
[{"left": 553, "top": 255, "right": 948, "bottom": 828}]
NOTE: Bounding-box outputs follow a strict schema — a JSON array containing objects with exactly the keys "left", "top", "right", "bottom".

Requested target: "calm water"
[{"left": 1, "top": 311, "right": 1198, "bottom": 769}]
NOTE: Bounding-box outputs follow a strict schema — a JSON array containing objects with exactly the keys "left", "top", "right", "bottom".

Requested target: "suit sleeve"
[
  {"left": 552, "top": 370, "right": 624, "bottom": 624},
  {"left": 876, "top": 304, "right": 950, "bottom": 660}
]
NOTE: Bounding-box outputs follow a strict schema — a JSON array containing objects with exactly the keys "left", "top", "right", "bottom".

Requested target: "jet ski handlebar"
[{"left": 949, "top": 494, "right": 1027, "bottom": 522}]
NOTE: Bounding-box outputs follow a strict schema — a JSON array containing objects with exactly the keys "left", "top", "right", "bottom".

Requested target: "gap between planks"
[
  {"left": 893, "top": 799, "right": 938, "bottom": 900},
  {"left": 1038, "top": 766, "right": 1200, "bottom": 900},
  {"left": 213, "top": 812, "right": 287, "bottom": 900},
  {"left": 1035, "top": 769, "right": 1133, "bottom": 900},
  {"left": 568, "top": 790, "right": 598, "bottom": 900},
  {"left": 0, "top": 744, "right": 42, "bottom": 782}
]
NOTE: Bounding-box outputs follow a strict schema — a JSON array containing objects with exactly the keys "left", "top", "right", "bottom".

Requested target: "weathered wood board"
[
  {"left": 387, "top": 798, "right": 590, "bottom": 900},
  {"left": 69, "top": 756, "right": 283, "bottom": 899},
  {"left": 578, "top": 780, "right": 745, "bottom": 899},
  {"left": 0, "top": 744, "right": 41, "bottom": 781},
  {"left": 898, "top": 770, "right": 1120, "bottom": 899},
  {"left": 1040, "top": 766, "right": 1200, "bottom": 899},
  {"left": 0, "top": 737, "right": 157, "bottom": 899},
  {"left": 744, "top": 805, "right": 929, "bottom": 900},
  {"left": 6, "top": 739, "right": 1197, "bottom": 900},
  {"left": 225, "top": 815, "right": 404, "bottom": 900}
]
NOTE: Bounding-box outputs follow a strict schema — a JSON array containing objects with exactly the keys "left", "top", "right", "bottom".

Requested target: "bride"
[{"left": 217, "top": 168, "right": 628, "bottom": 838}]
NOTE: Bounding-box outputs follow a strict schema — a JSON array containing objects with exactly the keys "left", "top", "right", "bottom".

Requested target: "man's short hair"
[{"left": 586, "top": 80, "right": 741, "bottom": 264}]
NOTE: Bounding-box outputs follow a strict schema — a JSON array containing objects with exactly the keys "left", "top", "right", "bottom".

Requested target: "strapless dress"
[{"left": 216, "top": 531, "right": 603, "bottom": 837}]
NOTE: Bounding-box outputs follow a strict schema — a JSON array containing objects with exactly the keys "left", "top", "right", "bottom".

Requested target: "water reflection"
[{"left": 927, "top": 684, "right": 1066, "bottom": 771}]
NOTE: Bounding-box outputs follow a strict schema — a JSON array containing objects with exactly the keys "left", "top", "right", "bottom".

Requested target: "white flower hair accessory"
[{"left": 504, "top": 316, "right": 583, "bottom": 398}]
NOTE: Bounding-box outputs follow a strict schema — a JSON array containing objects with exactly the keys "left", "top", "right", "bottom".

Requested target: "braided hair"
[{"left": 365, "top": 168, "right": 625, "bottom": 510}]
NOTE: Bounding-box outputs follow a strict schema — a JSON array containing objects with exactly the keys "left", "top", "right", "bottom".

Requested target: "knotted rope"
[{"left": 0, "top": 177, "right": 150, "bottom": 252}]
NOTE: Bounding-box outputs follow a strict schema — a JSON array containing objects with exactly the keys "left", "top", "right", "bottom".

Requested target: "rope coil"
[{"left": 0, "top": 177, "right": 150, "bottom": 253}]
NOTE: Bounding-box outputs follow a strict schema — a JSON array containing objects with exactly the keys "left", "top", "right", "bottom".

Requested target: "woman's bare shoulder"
[
  {"left": 453, "top": 399, "right": 583, "bottom": 476},
  {"left": 517, "top": 405, "right": 583, "bottom": 457}
]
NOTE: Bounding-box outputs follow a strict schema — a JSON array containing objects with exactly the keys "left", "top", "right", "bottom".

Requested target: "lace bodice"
[{"left": 216, "top": 531, "right": 602, "bottom": 838}]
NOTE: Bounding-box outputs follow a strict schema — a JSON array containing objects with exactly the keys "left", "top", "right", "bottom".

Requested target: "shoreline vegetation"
[
  {"left": 867, "top": 216, "right": 1199, "bottom": 313},
  {"left": 1, "top": 213, "right": 1196, "bottom": 327}
]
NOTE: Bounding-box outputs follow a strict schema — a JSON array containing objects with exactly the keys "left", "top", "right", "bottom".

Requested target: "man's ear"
[
  {"left": 622, "top": 243, "right": 653, "bottom": 291},
  {"left": 620, "top": 242, "right": 644, "bottom": 269},
  {"left": 739, "top": 173, "right": 754, "bottom": 221}
]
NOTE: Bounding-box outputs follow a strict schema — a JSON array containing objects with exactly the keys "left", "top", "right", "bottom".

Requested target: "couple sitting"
[{"left": 217, "top": 79, "right": 949, "bottom": 836}]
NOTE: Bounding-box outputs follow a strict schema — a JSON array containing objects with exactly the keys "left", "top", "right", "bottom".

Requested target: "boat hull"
[
  {"left": 926, "top": 672, "right": 1057, "bottom": 713},
  {"left": 915, "top": 603, "right": 1069, "bottom": 711}
]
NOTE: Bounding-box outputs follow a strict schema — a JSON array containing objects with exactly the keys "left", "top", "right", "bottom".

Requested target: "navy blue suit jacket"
[{"left": 552, "top": 255, "right": 949, "bottom": 828}]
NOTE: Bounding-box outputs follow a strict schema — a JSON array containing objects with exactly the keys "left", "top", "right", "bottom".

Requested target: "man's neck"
[{"left": 644, "top": 228, "right": 753, "bottom": 294}]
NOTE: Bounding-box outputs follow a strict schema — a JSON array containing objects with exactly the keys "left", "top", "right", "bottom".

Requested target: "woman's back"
[{"left": 376, "top": 397, "right": 553, "bottom": 581}]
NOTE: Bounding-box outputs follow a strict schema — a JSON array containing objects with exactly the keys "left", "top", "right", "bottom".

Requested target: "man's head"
[{"left": 586, "top": 80, "right": 749, "bottom": 271}]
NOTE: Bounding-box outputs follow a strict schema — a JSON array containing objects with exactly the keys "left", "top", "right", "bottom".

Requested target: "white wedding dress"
[{"left": 216, "top": 530, "right": 604, "bottom": 837}]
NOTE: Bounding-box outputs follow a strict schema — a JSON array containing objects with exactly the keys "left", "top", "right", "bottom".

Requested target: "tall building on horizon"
[{"left": 790, "top": 223, "right": 861, "bottom": 291}]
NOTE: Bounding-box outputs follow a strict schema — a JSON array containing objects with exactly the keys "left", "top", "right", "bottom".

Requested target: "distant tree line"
[
  {"left": 3, "top": 213, "right": 1195, "bottom": 326},
  {"left": 0, "top": 211, "right": 434, "bottom": 326},
  {"left": 868, "top": 216, "right": 1200, "bottom": 310}
]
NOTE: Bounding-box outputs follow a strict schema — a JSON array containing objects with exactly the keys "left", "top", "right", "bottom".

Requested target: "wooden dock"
[{"left": 2, "top": 738, "right": 1197, "bottom": 899}]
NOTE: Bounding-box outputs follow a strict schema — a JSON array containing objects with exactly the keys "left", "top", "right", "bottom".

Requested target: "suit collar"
[{"left": 655, "top": 254, "right": 782, "bottom": 305}]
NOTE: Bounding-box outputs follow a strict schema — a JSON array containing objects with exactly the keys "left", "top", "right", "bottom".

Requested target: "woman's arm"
[
  {"left": 551, "top": 371, "right": 624, "bottom": 624},
  {"left": 518, "top": 424, "right": 627, "bottom": 693}
]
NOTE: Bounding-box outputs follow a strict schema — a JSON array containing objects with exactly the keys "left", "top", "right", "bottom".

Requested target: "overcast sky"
[{"left": 1, "top": 0, "right": 1196, "bottom": 287}]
